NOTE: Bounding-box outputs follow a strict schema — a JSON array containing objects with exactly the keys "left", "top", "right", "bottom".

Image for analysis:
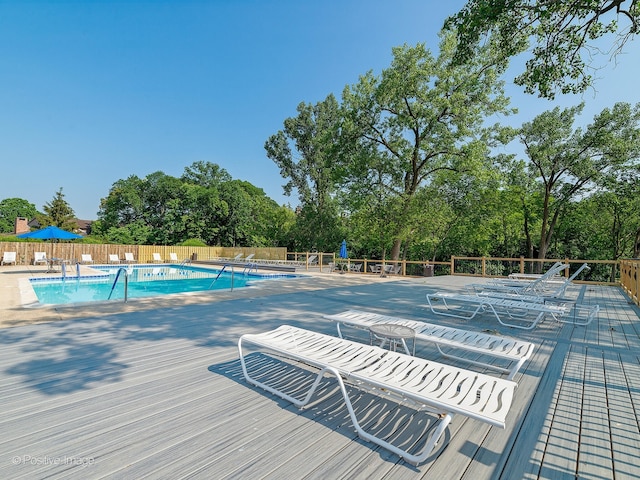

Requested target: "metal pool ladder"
[
  {"left": 108, "top": 267, "right": 130, "bottom": 302},
  {"left": 209, "top": 264, "right": 235, "bottom": 291}
]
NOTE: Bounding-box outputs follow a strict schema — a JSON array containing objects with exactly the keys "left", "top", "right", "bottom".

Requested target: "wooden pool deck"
[{"left": 0, "top": 273, "right": 639, "bottom": 479}]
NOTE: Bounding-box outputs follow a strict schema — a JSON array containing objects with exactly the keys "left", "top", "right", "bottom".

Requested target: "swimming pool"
[{"left": 30, "top": 264, "right": 297, "bottom": 305}]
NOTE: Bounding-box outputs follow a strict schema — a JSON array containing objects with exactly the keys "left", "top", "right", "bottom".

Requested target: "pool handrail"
[
  {"left": 209, "top": 264, "right": 235, "bottom": 291},
  {"left": 108, "top": 267, "right": 130, "bottom": 302}
]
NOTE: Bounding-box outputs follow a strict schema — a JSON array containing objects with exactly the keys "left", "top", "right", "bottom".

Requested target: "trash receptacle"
[
  {"left": 191, "top": 252, "right": 197, "bottom": 261},
  {"left": 423, "top": 264, "right": 434, "bottom": 277}
]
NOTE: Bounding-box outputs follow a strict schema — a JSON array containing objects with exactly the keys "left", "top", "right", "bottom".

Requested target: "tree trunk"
[{"left": 390, "top": 238, "right": 402, "bottom": 261}]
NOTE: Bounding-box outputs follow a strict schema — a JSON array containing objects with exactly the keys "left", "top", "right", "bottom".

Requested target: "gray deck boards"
[{"left": 1, "top": 276, "right": 639, "bottom": 479}]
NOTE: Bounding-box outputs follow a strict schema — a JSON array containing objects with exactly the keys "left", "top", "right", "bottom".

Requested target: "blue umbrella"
[
  {"left": 339, "top": 239, "right": 347, "bottom": 259},
  {"left": 18, "top": 226, "right": 82, "bottom": 265},
  {"left": 17, "top": 225, "right": 82, "bottom": 241}
]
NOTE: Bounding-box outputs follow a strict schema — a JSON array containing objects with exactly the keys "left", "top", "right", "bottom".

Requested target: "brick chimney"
[{"left": 14, "top": 217, "right": 30, "bottom": 235}]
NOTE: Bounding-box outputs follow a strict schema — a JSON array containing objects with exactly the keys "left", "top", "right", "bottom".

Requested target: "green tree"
[
  {"left": 341, "top": 36, "right": 511, "bottom": 261},
  {"left": 181, "top": 162, "right": 233, "bottom": 245},
  {"left": 96, "top": 161, "right": 290, "bottom": 247},
  {"left": 446, "top": 0, "right": 640, "bottom": 98},
  {"left": 0, "top": 198, "right": 37, "bottom": 233},
  {"left": 96, "top": 175, "right": 146, "bottom": 229},
  {"left": 265, "top": 94, "right": 344, "bottom": 251},
  {"left": 517, "top": 102, "right": 640, "bottom": 260},
  {"left": 40, "top": 188, "right": 77, "bottom": 231},
  {"left": 141, "top": 171, "right": 188, "bottom": 245}
]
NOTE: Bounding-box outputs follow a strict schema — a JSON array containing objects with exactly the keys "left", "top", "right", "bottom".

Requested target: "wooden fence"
[
  {"left": 0, "top": 242, "right": 286, "bottom": 266},
  {"left": 1, "top": 242, "right": 626, "bottom": 289},
  {"left": 620, "top": 258, "right": 640, "bottom": 306}
]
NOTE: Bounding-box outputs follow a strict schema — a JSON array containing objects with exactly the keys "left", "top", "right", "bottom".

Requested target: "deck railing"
[
  {"left": 290, "top": 252, "right": 620, "bottom": 285},
  {"left": 1, "top": 240, "right": 629, "bottom": 289},
  {"left": 620, "top": 258, "right": 640, "bottom": 306}
]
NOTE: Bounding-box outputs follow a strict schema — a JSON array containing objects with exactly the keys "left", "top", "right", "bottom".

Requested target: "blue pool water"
[{"left": 30, "top": 264, "right": 296, "bottom": 305}]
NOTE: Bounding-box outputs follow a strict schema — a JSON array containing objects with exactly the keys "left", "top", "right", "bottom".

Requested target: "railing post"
[
  {"left": 520, "top": 256, "right": 525, "bottom": 274},
  {"left": 481, "top": 256, "right": 486, "bottom": 277}
]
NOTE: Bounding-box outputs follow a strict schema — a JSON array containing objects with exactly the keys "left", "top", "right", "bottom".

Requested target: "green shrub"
[{"left": 180, "top": 238, "right": 207, "bottom": 247}]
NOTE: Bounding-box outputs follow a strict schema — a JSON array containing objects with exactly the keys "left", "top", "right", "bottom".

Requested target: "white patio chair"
[
  {"left": 152, "top": 253, "right": 162, "bottom": 263},
  {"left": 81, "top": 254, "right": 94, "bottom": 264},
  {"left": 124, "top": 252, "right": 136, "bottom": 263},
  {"left": 1, "top": 252, "right": 17, "bottom": 266},
  {"left": 108, "top": 254, "right": 120, "bottom": 264},
  {"left": 169, "top": 252, "right": 178, "bottom": 262},
  {"left": 33, "top": 252, "right": 47, "bottom": 265}
]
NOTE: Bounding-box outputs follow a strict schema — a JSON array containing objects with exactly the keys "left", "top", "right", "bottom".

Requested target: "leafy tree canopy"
[
  {"left": 0, "top": 198, "right": 37, "bottom": 233},
  {"left": 340, "top": 35, "right": 512, "bottom": 260},
  {"left": 446, "top": 0, "right": 640, "bottom": 98},
  {"left": 95, "top": 161, "right": 292, "bottom": 247},
  {"left": 39, "top": 188, "right": 77, "bottom": 231}
]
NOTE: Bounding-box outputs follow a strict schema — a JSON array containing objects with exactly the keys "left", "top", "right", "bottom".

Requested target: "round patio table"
[{"left": 369, "top": 323, "right": 416, "bottom": 356}]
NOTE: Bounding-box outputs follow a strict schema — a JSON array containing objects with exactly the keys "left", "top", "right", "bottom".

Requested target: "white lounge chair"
[
  {"left": 81, "top": 254, "right": 94, "bottom": 264},
  {"left": 238, "top": 325, "right": 517, "bottom": 465},
  {"left": 33, "top": 252, "right": 47, "bottom": 266},
  {"left": 426, "top": 292, "right": 598, "bottom": 329},
  {"left": 152, "top": 253, "right": 162, "bottom": 263},
  {"left": 505, "top": 261, "right": 565, "bottom": 281},
  {"left": 124, "top": 253, "right": 136, "bottom": 263},
  {"left": 244, "top": 253, "right": 255, "bottom": 263},
  {"left": 1, "top": 252, "right": 17, "bottom": 266},
  {"left": 108, "top": 254, "right": 120, "bottom": 264},
  {"left": 471, "top": 263, "right": 590, "bottom": 300},
  {"left": 468, "top": 262, "right": 569, "bottom": 295},
  {"left": 325, "top": 310, "right": 534, "bottom": 380},
  {"left": 169, "top": 252, "right": 178, "bottom": 262}
]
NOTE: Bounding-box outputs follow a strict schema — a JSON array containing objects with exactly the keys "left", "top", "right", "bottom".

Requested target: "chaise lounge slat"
[
  {"left": 324, "top": 309, "right": 534, "bottom": 380},
  {"left": 238, "top": 325, "right": 517, "bottom": 465}
]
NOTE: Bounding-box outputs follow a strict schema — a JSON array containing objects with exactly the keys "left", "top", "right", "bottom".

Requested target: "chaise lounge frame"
[
  {"left": 426, "top": 292, "right": 598, "bottom": 329},
  {"left": 325, "top": 310, "right": 534, "bottom": 380},
  {"left": 469, "top": 263, "right": 589, "bottom": 300},
  {"left": 238, "top": 325, "right": 517, "bottom": 465}
]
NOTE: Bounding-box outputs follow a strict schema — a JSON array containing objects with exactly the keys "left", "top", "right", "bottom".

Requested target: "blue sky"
[{"left": 1, "top": 1, "right": 639, "bottom": 220}]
